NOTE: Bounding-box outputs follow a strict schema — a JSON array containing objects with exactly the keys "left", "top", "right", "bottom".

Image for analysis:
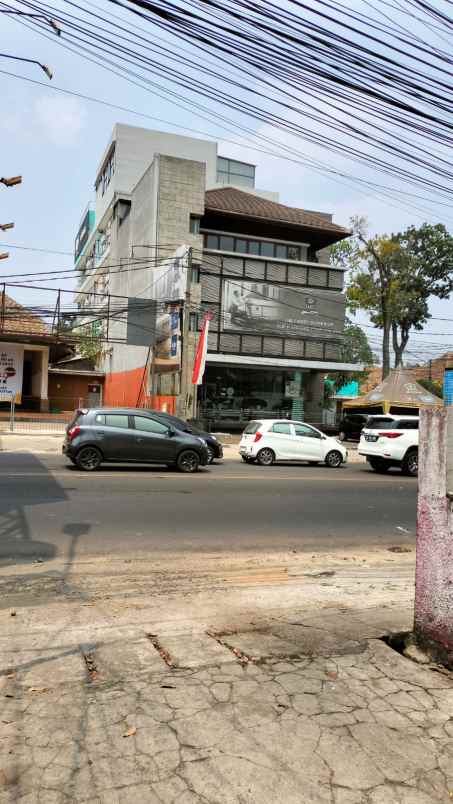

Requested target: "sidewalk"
[{"left": 1, "top": 552, "right": 452, "bottom": 803}]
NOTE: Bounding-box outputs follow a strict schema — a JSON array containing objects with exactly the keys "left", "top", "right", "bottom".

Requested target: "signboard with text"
[
  {"left": 221, "top": 280, "right": 345, "bottom": 340},
  {"left": 0, "top": 343, "right": 24, "bottom": 403}
]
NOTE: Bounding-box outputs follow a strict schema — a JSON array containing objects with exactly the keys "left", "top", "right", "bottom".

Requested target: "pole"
[
  {"left": 178, "top": 248, "right": 193, "bottom": 420},
  {"left": 1, "top": 284, "right": 5, "bottom": 332}
]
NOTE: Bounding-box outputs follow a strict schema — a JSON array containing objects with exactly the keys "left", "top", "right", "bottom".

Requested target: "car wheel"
[
  {"left": 325, "top": 450, "right": 343, "bottom": 468},
  {"left": 206, "top": 446, "right": 215, "bottom": 464},
  {"left": 368, "top": 458, "right": 390, "bottom": 473},
  {"left": 256, "top": 448, "right": 275, "bottom": 466},
  {"left": 338, "top": 431, "right": 346, "bottom": 442},
  {"left": 402, "top": 449, "right": 418, "bottom": 477},
  {"left": 75, "top": 446, "right": 102, "bottom": 471},
  {"left": 177, "top": 449, "right": 200, "bottom": 473}
]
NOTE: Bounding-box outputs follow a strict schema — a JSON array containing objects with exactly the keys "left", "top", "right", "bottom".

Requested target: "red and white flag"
[{"left": 192, "top": 313, "right": 212, "bottom": 385}]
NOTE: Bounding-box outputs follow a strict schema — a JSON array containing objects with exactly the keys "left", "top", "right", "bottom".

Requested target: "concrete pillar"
[
  {"left": 38, "top": 349, "right": 49, "bottom": 412},
  {"left": 303, "top": 371, "right": 324, "bottom": 424},
  {"left": 415, "top": 407, "right": 453, "bottom": 665}
]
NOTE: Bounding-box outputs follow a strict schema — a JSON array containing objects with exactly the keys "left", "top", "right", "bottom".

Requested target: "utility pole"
[{"left": 178, "top": 248, "right": 193, "bottom": 420}]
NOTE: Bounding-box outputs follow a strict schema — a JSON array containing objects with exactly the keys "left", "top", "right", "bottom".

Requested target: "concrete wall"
[
  {"left": 415, "top": 407, "right": 453, "bottom": 666},
  {"left": 95, "top": 124, "right": 217, "bottom": 226}
]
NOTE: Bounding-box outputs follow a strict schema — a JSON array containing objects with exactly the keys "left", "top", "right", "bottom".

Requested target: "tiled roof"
[
  {"left": 1, "top": 294, "right": 50, "bottom": 337},
  {"left": 204, "top": 187, "right": 348, "bottom": 234}
]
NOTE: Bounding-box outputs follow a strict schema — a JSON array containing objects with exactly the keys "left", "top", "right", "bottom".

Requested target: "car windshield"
[
  {"left": 365, "top": 417, "right": 396, "bottom": 430},
  {"left": 243, "top": 421, "right": 262, "bottom": 435}
]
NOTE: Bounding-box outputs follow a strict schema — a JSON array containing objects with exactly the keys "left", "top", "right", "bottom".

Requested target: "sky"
[{"left": 1, "top": 0, "right": 453, "bottom": 367}]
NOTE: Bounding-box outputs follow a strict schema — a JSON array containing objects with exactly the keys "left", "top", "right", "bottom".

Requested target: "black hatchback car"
[
  {"left": 149, "top": 410, "right": 223, "bottom": 464},
  {"left": 63, "top": 408, "right": 209, "bottom": 472}
]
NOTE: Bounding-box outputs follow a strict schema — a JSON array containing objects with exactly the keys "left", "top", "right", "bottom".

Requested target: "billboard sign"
[
  {"left": 221, "top": 280, "right": 345, "bottom": 340},
  {"left": 150, "top": 247, "right": 188, "bottom": 303},
  {"left": 0, "top": 343, "right": 24, "bottom": 403}
]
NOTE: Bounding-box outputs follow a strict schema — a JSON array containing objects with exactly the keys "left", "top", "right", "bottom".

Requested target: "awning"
[{"left": 343, "top": 368, "right": 442, "bottom": 413}]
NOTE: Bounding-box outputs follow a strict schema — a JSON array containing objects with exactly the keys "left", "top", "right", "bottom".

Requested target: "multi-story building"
[{"left": 74, "top": 124, "right": 358, "bottom": 425}]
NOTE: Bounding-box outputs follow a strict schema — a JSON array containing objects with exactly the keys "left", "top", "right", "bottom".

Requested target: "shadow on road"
[{"left": 0, "top": 453, "right": 68, "bottom": 566}]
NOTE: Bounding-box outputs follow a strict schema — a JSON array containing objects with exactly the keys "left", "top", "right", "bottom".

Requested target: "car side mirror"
[
  {"left": 168, "top": 427, "right": 176, "bottom": 437},
  {"left": 321, "top": 435, "right": 327, "bottom": 440}
]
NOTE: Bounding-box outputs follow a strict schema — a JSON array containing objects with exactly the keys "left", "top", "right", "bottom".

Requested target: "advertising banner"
[
  {"left": 0, "top": 343, "right": 24, "bottom": 403},
  {"left": 222, "top": 280, "right": 345, "bottom": 340}
]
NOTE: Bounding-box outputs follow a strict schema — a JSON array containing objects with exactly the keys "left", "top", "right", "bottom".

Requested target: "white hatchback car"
[{"left": 239, "top": 419, "right": 347, "bottom": 467}]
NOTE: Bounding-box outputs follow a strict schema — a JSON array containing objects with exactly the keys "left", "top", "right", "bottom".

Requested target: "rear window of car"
[
  {"left": 365, "top": 417, "right": 395, "bottom": 430},
  {"left": 243, "top": 421, "right": 262, "bottom": 434},
  {"left": 395, "top": 419, "right": 419, "bottom": 430},
  {"left": 68, "top": 409, "right": 87, "bottom": 428}
]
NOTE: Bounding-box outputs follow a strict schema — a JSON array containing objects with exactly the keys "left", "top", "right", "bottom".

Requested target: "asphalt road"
[{"left": 0, "top": 451, "right": 418, "bottom": 567}]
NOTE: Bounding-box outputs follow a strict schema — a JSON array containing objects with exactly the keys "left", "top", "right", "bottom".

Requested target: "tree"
[
  {"left": 418, "top": 378, "right": 443, "bottom": 399},
  {"left": 343, "top": 219, "right": 453, "bottom": 378},
  {"left": 326, "top": 317, "right": 374, "bottom": 393}
]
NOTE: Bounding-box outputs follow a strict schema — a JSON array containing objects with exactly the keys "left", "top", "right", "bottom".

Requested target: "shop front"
[{"left": 199, "top": 364, "right": 323, "bottom": 430}]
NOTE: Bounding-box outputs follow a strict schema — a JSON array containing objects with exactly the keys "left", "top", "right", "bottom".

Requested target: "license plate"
[{"left": 365, "top": 434, "right": 378, "bottom": 442}]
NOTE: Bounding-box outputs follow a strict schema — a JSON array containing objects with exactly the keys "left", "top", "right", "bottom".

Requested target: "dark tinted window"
[
  {"left": 236, "top": 239, "right": 247, "bottom": 254},
  {"left": 219, "top": 235, "right": 234, "bottom": 252},
  {"left": 260, "top": 241, "right": 274, "bottom": 257},
  {"left": 366, "top": 417, "right": 395, "bottom": 430},
  {"left": 396, "top": 419, "right": 419, "bottom": 430},
  {"left": 206, "top": 234, "right": 219, "bottom": 249},
  {"left": 105, "top": 414, "right": 130, "bottom": 429},
  {"left": 243, "top": 421, "right": 262, "bottom": 434},
  {"left": 134, "top": 416, "right": 169, "bottom": 434},
  {"left": 271, "top": 422, "right": 291, "bottom": 434},
  {"left": 248, "top": 241, "right": 260, "bottom": 255}
]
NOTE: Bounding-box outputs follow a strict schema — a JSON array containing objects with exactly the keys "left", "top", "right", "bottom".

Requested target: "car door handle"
[
  {"left": 95, "top": 430, "right": 105, "bottom": 436},
  {"left": 136, "top": 437, "right": 144, "bottom": 443}
]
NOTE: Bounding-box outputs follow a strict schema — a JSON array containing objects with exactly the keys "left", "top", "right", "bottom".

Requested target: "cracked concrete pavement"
[{"left": 1, "top": 560, "right": 453, "bottom": 804}]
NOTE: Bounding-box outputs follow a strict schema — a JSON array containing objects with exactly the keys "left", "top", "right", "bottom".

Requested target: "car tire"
[
  {"left": 75, "top": 446, "right": 102, "bottom": 471},
  {"left": 402, "top": 449, "right": 418, "bottom": 477},
  {"left": 325, "top": 450, "right": 343, "bottom": 468},
  {"left": 338, "top": 431, "right": 346, "bottom": 442},
  {"left": 177, "top": 449, "right": 200, "bottom": 473},
  {"left": 368, "top": 458, "right": 390, "bottom": 473},
  {"left": 256, "top": 448, "right": 275, "bottom": 466}
]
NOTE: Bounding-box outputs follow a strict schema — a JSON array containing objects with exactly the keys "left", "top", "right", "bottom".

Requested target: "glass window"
[
  {"left": 287, "top": 246, "right": 300, "bottom": 261},
  {"left": 396, "top": 419, "right": 419, "bottom": 430},
  {"left": 94, "top": 414, "right": 105, "bottom": 424},
  {"left": 105, "top": 414, "right": 130, "bottom": 429},
  {"left": 217, "top": 157, "right": 229, "bottom": 171},
  {"left": 275, "top": 244, "right": 287, "bottom": 260},
  {"left": 133, "top": 416, "right": 169, "bottom": 434},
  {"left": 235, "top": 239, "right": 248, "bottom": 254},
  {"left": 248, "top": 241, "right": 260, "bottom": 255},
  {"left": 206, "top": 234, "right": 219, "bottom": 250},
  {"left": 294, "top": 424, "right": 321, "bottom": 438},
  {"left": 271, "top": 422, "right": 291, "bottom": 434},
  {"left": 243, "top": 421, "right": 262, "bottom": 434},
  {"left": 261, "top": 241, "right": 274, "bottom": 258},
  {"left": 366, "top": 417, "right": 395, "bottom": 430},
  {"left": 219, "top": 235, "right": 235, "bottom": 252},
  {"left": 190, "top": 216, "right": 200, "bottom": 234}
]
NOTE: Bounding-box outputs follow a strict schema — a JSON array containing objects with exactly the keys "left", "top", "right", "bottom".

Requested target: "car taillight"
[
  {"left": 68, "top": 425, "right": 81, "bottom": 441},
  {"left": 378, "top": 432, "right": 403, "bottom": 438},
  {"left": 254, "top": 432, "right": 263, "bottom": 443}
]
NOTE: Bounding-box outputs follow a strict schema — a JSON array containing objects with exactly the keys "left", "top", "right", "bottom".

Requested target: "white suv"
[
  {"left": 239, "top": 419, "right": 347, "bottom": 467},
  {"left": 359, "top": 415, "right": 419, "bottom": 476}
]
